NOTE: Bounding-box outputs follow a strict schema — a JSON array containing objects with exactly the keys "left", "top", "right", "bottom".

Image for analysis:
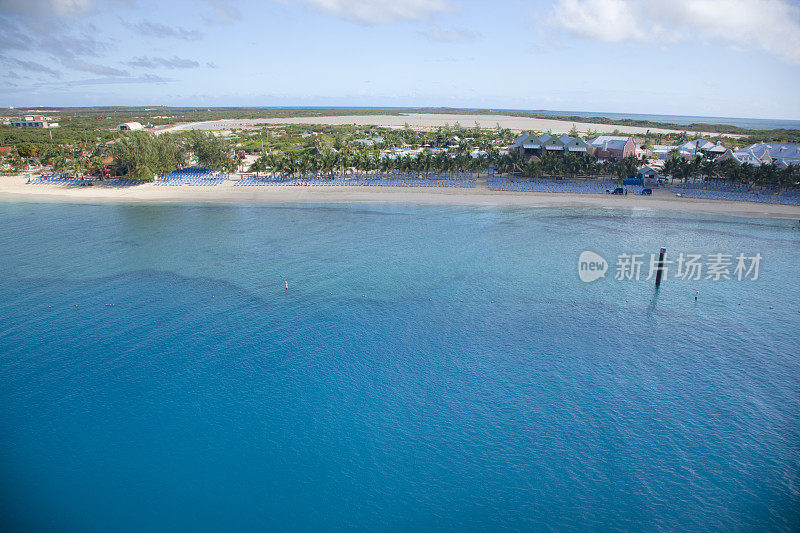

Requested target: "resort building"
[
  {"left": 587, "top": 136, "right": 635, "bottom": 160},
  {"left": 676, "top": 139, "right": 727, "bottom": 159},
  {"left": 637, "top": 165, "right": 665, "bottom": 183},
  {"left": 510, "top": 133, "right": 541, "bottom": 155},
  {"left": 118, "top": 122, "right": 145, "bottom": 131},
  {"left": 10, "top": 115, "right": 58, "bottom": 128},
  {"left": 559, "top": 134, "right": 590, "bottom": 153},
  {"left": 510, "top": 133, "right": 589, "bottom": 157},
  {"left": 354, "top": 136, "right": 385, "bottom": 146},
  {"left": 718, "top": 142, "right": 800, "bottom": 168},
  {"left": 649, "top": 145, "right": 674, "bottom": 160}
]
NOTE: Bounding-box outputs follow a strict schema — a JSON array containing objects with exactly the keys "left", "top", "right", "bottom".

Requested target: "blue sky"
[{"left": 1, "top": 0, "right": 799, "bottom": 119}]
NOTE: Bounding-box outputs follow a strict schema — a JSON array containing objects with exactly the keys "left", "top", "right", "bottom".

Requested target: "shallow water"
[{"left": 1, "top": 202, "right": 799, "bottom": 531}]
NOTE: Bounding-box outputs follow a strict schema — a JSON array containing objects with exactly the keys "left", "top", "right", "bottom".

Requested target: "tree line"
[
  {"left": 108, "top": 131, "right": 239, "bottom": 179},
  {"left": 4, "top": 124, "right": 799, "bottom": 189},
  {"left": 662, "top": 156, "right": 800, "bottom": 188}
]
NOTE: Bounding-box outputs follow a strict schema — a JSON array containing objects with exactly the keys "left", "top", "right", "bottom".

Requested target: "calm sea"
[
  {"left": 1, "top": 202, "right": 799, "bottom": 531},
  {"left": 529, "top": 110, "right": 800, "bottom": 131}
]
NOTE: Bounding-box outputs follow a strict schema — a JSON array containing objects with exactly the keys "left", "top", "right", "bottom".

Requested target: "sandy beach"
[
  {"left": 162, "top": 113, "right": 738, "bottom": 137},
  {"left": 2, "top": 175, "right": 798, "bottom": 219}
]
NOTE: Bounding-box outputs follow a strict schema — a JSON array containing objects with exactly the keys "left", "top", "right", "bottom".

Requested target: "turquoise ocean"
[{"left": 1, "top": 201, "right": 799, "bottom": 531}]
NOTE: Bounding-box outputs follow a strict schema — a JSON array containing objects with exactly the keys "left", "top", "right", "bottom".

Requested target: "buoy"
[{"left": 655, "top": 247, "right": 667, "bottom": 288}]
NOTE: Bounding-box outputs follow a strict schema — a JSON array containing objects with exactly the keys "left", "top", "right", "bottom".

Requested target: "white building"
[
  {"left": 718, "top": 142, "right": 800, "bottom": 168},
  {"left": 676, "top": 139, "right": 727, "bottom": 158},
  {"left": 10, "top": 115, "right": 58, "bottom": 128},
  {"left": 119, "top": 122, "right": 145, "bottom": 131}
]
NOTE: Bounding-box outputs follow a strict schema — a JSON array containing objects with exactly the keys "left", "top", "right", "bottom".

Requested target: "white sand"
[
  {"left": 162, "top": 113, "right": 737, "bottom": 137},
  {"left": 2, "top": 175, "right": 798, "bottom": 220}
]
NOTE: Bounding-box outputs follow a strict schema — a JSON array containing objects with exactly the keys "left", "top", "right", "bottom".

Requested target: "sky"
[{"left": 1, "top": 0, "right": 800, "bottom": 119}]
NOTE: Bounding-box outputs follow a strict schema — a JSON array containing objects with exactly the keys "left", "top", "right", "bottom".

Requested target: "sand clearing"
[
  {"left": 162, "top": 113, "right": 736, "bottom": 137},
  {"left": 2, "top": 175, "right": 798, "bottom": 220}
]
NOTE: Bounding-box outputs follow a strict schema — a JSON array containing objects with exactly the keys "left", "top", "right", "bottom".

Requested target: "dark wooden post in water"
[{"left": 655, "top": 247, "right": 667, "bottom": 288}]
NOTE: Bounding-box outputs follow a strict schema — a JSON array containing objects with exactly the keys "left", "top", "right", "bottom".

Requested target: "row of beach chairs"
[
  {"left": 154, "top": 167, "right": 225, "bottom": 186},
  {"left": 166, "top": 167, "right": 213, "bottom": 178},
  {"left": 27, "top": 175, "right": 142, "bottom": 187},
  {"left": 674, "top": 188, "right": 800, "bottom": 205},
  {"left": 235, "top": 177, "right": 476, "bottom": 187},
  {"left": 487, "top": 177, "right": 644, "bottom": 195},
  {"left": 235, "top": 171, "right": 477, "bottom": 188},
  {"left": 28, "top": 173, "right": 68, "bottom": 184},
  {"left": 680, "top": 181, "right": 750, "bottom": 192},
  {"left": 155, "top": 176, "right": 225, "bottom": 186}
]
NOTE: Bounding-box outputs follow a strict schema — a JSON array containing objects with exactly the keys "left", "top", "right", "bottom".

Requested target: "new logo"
[{"left": 578, "top": 251, "right": 608, "bottom": 283}]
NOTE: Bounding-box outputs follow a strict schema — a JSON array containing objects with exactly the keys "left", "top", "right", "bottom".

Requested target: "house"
[
  {"left": 718, "top": 142, "right": 800, "bottom": 167},
  {"left": 650, "top": 145, "right": 675, "bottom": 160},
  {"left": 676, "top": 139, "right": 727, "bottom": 159},
  {"left": 510, "top": 133, "right": 543, "bottom": 156},
  {"left": 559, "top": 134, "right": 589, "bottom": 154},
  {"left": 0, "top": 146, "right": 11, "bottom": 154},
  {"left": 637, "top": 165, "right": 664, "bottom": 184},
  {"left": 353, "top": 136, "right": 384, "bottom": 146},
  {"left": 118, "top": 122, "right": 144, "bottom": 131},
  {"left": 510, "top": 133, "right": 589, "bottom": 158},
  {"left": 542, "top": 135, "right": 565, "bottom": 152},
  {"left": 587, "top": 136, "right": 635, "bottom": 160}
]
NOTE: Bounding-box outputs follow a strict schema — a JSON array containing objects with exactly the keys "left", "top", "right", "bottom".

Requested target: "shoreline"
[{"left": 2, "top": 176, "right": 799, "bottom": 220}]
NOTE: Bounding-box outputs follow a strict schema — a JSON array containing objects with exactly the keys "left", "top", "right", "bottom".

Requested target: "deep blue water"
[{"left": 1, "top": 202, "right": 799, "bottom": 532}]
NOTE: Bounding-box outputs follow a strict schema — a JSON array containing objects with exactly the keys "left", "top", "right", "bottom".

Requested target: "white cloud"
[
  {"left": 552, "top": 0, "right": 643, "bottom": 42},
  {"left": 0, "top": 55, "right": 60, "bottom": 76},
  {"left": 127, "top": 56, "right": 201, "bottom": 69},
  {"left": 424, "top": 25, "right": 479, "bottom": 43},
  {"left": 203, "top": 0, "right": 242, "bottom": 24},
  {"left": 133, "top": 21, "right": 203, "bottom": 41},
  {"left": 550, "top": 0, "right": 800, "bottom": 64},
  {"left": 289, "top": 0, "right": 450, "bottom": 25},
  {"left": 1, "top": 0, "right": 139, "bottom": 77},
  {"left": 0, "top": 0, "right": 93, "bottom": 18},
  {"left": 59, "top": 57, "right": 128, "bottom": 76}
]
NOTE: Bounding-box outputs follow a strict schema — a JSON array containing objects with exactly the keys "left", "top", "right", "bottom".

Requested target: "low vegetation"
[{"left": 0, "top": 107, "right": 798, "bottom": 188}]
